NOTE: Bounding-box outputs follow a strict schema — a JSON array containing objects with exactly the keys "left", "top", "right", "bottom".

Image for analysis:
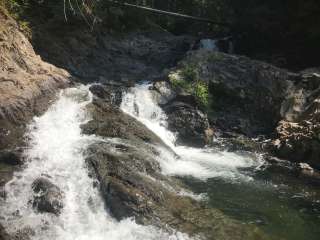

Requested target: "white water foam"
[
  {"left": 120, "top": 83, "right": 263, "bottom": 181},
  {"left": 0, "top": 86, "right": 190, "bottom": 240}
]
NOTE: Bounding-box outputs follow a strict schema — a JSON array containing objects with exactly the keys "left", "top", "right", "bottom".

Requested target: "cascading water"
[
  {"left": 0, "top": 86, "right": 189, "bottom": 240},
  {"left": 120, "top": 83, "right": 320, "bottom": 240},
  {"left": 2, "top": 83, "right": 317, "bottom": 240},
  {"left": 120, "top": 83, "right": 263, "bottom": 181},
  {"left": 199, "top": 39, "right": 219, "bottom": 51}
]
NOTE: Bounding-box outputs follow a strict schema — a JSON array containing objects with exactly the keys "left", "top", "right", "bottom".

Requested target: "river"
[{"left": 0, "top": 83, "right": 320, "bottom": 240}]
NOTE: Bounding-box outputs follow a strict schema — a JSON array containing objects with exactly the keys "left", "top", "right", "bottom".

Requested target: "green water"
[{"left": 183, "top": 165, "right": 320, "bottom": 240}]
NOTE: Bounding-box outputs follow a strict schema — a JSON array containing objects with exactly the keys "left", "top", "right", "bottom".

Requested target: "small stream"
[{"left": 120, "top": 82, "right": 320, "bottom": 240}]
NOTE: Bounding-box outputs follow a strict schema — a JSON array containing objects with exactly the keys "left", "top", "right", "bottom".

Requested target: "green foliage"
[
  {"left": 0, "top": 0, "right": 28, "bottom": 18},
  {"left": 169, "top": 64, "right": 209, "bottom": 109},
  {"left": 194, "top": 81, "right": 209, "bottom": 108},
  {"left": 208, "top": 52, "right": 223, "bottom": 62},
  {"left": 0, "top": 0, "right": 34, "bottom": 37},
  {"left": 180, "top": 64, "right": 198, "bottom": 82},
  {"left": 171, "top": 78, "right": 192, "bottom": 92}
]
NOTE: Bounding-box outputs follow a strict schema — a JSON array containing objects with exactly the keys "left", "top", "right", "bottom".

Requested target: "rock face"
[
  {"left": 0, "top": 8, "right": 70, "bottom": 189},
  {"left": 88, "top": 83, "right": 125, "bottom": 107},
  {"left": 152, "top": 81, "right": 177, "bottom": 105},
  {"left": 0, "top": 9, "right": 70, "bottom": 123},
  {"left": 269, "top": 70, "right": 320, "bottom": 169},
  {"left": 0, "top": 150, "right": 22, "bottom": 166},
  {"left": 163, "top": 96, "right": 213, "bottom": 147},
  {"left": 0, "top": 149, "right": 22, "bottom": 199},
  {"left": 152, "top": 81, "right": 213, "bottom": 147},
  {"left": 82, "top": 90, "right": 266, "bottom": 239},
  {"left": 31, "top": 177, "right": 64, "bottom": 215},
  {"left": 34, "top": 26, "right": 194, "bottom": 85},
  {"left": 171, "top": 50, "right": 293, "bottom": 136}
]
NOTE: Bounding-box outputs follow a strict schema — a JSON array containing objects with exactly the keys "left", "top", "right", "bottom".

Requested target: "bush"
[
  {"left": 169, "top": 65, "right": 209, "bottom": 110},
  {"left": 180, "top": 64, "right": 198, "bottom": 82},
  {"left": 194, "top": 81, "right": 209, "bottom": 108}
]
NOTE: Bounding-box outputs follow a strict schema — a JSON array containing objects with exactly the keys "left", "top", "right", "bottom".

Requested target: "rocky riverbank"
[
  {"left": 0, "top": 7, "right": 70, "bottom": 205},
  {"left": 0, "top": 8, "right": 70, "bottom": 240},
  {"left": 158, "top": 49, "right": 320, "bottom": 175}
]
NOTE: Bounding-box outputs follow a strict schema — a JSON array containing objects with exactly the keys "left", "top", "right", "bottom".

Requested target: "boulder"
[
  {"left": 152, "top": 81, "right": 176, "bottom": 105},
  {"left": 170, "top": 50, "right": 294, "bottom": 136},
  {"left": 89, "top": 84, "right": 124, "bottom": 107},
  {"left": 0, "top": 150, "right": 23, "bottom": 166},
  {"left": 31, "top": 177, "right": 64, "bottom": 215},
  {"left": 82, "top": 98, "right": 165, "bottom": 145},
  {"left": 150, "top": 80, "right": 213, "bottom": 147},
  {"left": 163, "top": 97, "right": 213, "bottom": 147},
  {"left": 269, "top": 120, "right": 320, "bottom": 168}
]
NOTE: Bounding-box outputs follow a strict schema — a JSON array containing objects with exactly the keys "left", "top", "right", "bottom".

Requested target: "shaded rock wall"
[{"left": 33, "top": 26, "right": 194, "bottom": 85}]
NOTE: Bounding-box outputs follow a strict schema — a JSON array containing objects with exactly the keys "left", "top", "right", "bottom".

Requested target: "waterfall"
[
  {"left": 0, "top": 86, "right": 189, "bottom": 240},
  {"left": 199, "top": 39, "right": 219, "bottom": 51},
  {"left": 120, "top": 83, "right": 263, "bottom": 181}
]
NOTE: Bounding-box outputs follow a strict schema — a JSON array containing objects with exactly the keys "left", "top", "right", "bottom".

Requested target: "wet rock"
[
  {"left": 269, "top": 120, "right": 320, "bottom": 169},
  {"left": 298, "top": 163, "right": 315, "bottom": 174},
  {"left": 31, "top": 177, "right": 64, "bottom": 215},
  {"left": 86, "top": 140, "right": 266, "bottom": 240},
  {"left": 0, "top": 8, "right": 70, "bottom": 195},
  {"left": 264, "top": 156, "right": 297, "bottom": 174},
  {"left": 89, "top": 84, "right": 124, "bottom": 107},
  {"left": 0, "top": 163, "right": 15, "bottom": 195},
  {"left": 0, "top": 224, "right": 11, "bottom": 240},
  {"left": 213, "top": 133, "right": 262, "bottom": 152},
  {"left": 163, "top": 96, "right": 213, "bottom": 147},
  {"left": 12, "top": 227, "right": 34, "bottom": 240},
  {"left": 86, "top": 141, "right": 163, "bottom": 222},
  {"left": 83, "top": 100, "right": 267, "bottom": 240},
  {"left": 0, "top": 150, "right": 23, "bottom": 166},
  {"left": 153, "top": 76, "right": 213, "bottom": 148},
  {"left": 297, "top": 163, "right": 320, "bottom": 183},
  {"left": 82, "top": 98, "right": 164, "bottom": 146},
  {"left": 0, "top": 9, "right": 70, "bottom": 123},
  {"left": 152, "top": 81, "right": 176, "bottom": 105}
]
